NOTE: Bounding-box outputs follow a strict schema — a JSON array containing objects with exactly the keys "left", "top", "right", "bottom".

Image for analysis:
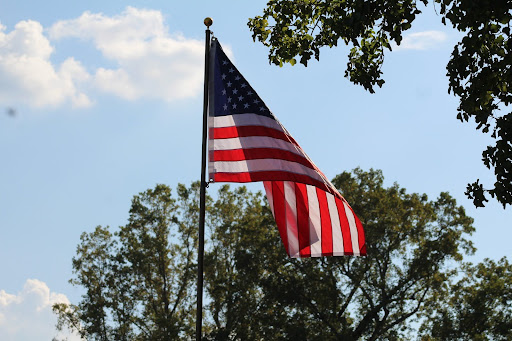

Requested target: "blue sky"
[{"left": 1, "top": 1, "right": 511, "bottom": 339}]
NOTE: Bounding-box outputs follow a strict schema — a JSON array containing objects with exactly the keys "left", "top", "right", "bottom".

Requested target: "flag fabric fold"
[{"left": 208, "top": 38, "right": 366, "bottom": 258}]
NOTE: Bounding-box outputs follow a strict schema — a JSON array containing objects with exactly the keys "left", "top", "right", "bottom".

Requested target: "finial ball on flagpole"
[{"left": 204, "top": 17, "right": 213, "bottom": 27}]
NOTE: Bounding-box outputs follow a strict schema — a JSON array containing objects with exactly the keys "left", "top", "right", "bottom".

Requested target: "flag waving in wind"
[{"left": 208, "top": 38, "right": 366, "bottom": 258}]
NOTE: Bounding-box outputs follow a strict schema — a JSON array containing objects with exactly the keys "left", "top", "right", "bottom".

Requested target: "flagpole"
[{"left": 196, "top": 17, "right": 212, "bottom": 341}]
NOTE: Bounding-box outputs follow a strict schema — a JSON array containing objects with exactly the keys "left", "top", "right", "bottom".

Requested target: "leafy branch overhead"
[{"left": 248, "top": 0, "right": 512, "bottom": 208}]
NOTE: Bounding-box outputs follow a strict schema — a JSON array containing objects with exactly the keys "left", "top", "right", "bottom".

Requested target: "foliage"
[
  {"left": 55, "top": 169, "right": 512, "bottom": 339},
  {"left": 203, "top": 185, "right": 283, "bottom": 340},
  {"left": 420, "top": 257, "right": 512, "bottom": 340},
  {"left": 204, "top": 168, "right": 476, "bottom": 340},
  {"left": 53, "top": 184, "right": 198, "bottom": 340},
  {"left": 248, "top": 0, "right": 512, "bottom": 208}
]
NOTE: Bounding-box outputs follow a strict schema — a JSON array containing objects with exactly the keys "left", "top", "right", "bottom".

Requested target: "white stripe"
[
  {"left": 208, "top": 116, "right": 215, "bottom": 179},
  {"left": 208, "top": 115, "right": 215, "bottom": 148},
  {"left": 211, "top": 159, "right": 323, "bottom": 183},
  {"left": 307, "top": 185, "right": 322, "bottom": 257},
  {"left": 344, "top": 202, "right": 360, "bottom": 256},
  {"left": 212, "top": 136, "right": 302, "bottom": 156},
  {"left": 213, "top": 113, "right": 284, "bottom": 132},
  {"left": 327, "top": 193, "right": 344, "bottom": 256},
  {"left": 263, "top": 181, "right": 275, "bottom": 216},
  {"left": 284, "top": 181, "right": 299, "bottom": 258}
]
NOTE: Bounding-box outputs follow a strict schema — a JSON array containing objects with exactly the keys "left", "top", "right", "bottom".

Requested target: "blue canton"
[{"left": 211, "top": 39, "right": 272, "bottom": 118}]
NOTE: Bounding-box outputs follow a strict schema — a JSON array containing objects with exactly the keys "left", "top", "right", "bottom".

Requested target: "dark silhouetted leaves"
[{"left": 249, "top": 0, "right": 512, "bottom": 208}]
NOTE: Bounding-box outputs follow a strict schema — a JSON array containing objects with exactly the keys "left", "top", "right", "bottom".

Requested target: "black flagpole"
[{"left": 196, "top": 17, "right": 212, "bottom": 341}]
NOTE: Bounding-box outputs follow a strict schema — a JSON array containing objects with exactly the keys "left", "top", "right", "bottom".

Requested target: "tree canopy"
[
  {"left": 54, "top": 169, "right": 511, "bottom": 340},
  {"left": 53, "top": 184, "right": 199, "bottom": 340},
  {"left": 203, "top": 168, "right": 476, "bottom": 340},
  {"left": 248, "top": 0, "right": 512, "bottom": 208},
  {"left": 421, "top": 257, "right": 512, "bottom": 340}
]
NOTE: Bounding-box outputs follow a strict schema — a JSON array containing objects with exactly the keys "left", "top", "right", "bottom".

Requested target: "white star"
[
  {"left": 244, "top": 103, "right": 249, "bottom": 109},
  {"left": 222, "top": 74, "right": 227, "bottom": 80},
  {"left": 253, "top": 99, "right": 260, "bottom": 104},
  {"left": 227, "top": 97, "right": 232, "bottom": 103},
  {"left": 235, "top": 76, "right": 241, "bottom": 80},
  {"left": 238, "top": 95, "right": 244, "bottom": 101},
  {"left": 229, "top": 67, "right": 234, "bottom": 73},
  {"left": 247, "top": 90, "right": 253, "bottom": 95},
  {"left": 222, "top": 89, "right": 227, "bottom": 95},
  {"left": 232, "top": 89, "right": 238, "bottom": 94},
  {"left": 241, "top": 84, "right": 247, "bottom": 88},
  {"left": 223, "top": 104, "right": 228, "bottom": 110},
  {"left": 227, "top": 81, "right": 232, "bottom": 87},
  {"left": 232, "top": 103, "right": 237, "bottom": 109},
  {"left": 259, "top": 106, "right": 265, "bottom": 111},
  {"left": 222, "top": 60, "right": 229, "bottom": 65}
]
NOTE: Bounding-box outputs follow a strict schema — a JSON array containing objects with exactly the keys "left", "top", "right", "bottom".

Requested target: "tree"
[
  {"left": 248, "top": 0, "right": 512, "bottom": 208},
  {"left": 202, "top": 185, "right": 283, "bottom": 340},
  {"left": 55, "top": 170, "right": 510, "bottom": 339},
  {"left": 204, "top": 168, "right": 477, "bottom": 340},
  {"left": 53, "top": 184, "right": 199, "bottom": 340},
  {"left": 420, "top": 257, "right": 512, "bottom": 340}
]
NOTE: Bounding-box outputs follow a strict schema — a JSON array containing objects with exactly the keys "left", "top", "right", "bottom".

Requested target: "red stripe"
[
  {"left": 213, "top": 148, "right": 314, "bottom": 168},
  {"left": 295, "top": 183, "right": 310, "bottom": 257},
  {"left": 351, "top": 206, "right": 366, "bottom": 256},
  {"left": 271, "top": 181, "right": 289, "bottom": 256},
  {"left": 213, "top": 171, "right": 334, "bottom": 195},
  {"left": 317, "top": 188, "right": 333, "bottom": 256},
  {"left": 335, "top": 197, "right": 353, "bottom": 255},
  {"left": 213, "top": 125, "right": 299, "bottom": 145}
]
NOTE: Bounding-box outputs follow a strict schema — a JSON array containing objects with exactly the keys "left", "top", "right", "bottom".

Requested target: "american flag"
[{"left": 208, "top": 38, "right": 366, "bottom": 257}]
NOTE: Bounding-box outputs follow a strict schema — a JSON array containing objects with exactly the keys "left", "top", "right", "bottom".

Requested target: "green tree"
[
  {"left": 53, "top": 184, "right": 198, "bottom": 340},
  {"left": 203, "top": 185, "right": 284, "bottom": 340},
  {"left": 420, "top": 257, "right": 512, "bottom": 340},
  {"left": 248, "top": 0, "right": 512, "bottom": 208},
  {"left": 204, "top": 168, "right": 476, "bottom": 340},
  {"left": 55, "top": 170, "right": 510, "bottom": 340}
]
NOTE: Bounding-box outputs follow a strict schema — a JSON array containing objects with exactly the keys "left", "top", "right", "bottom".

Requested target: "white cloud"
[
  {"left": 393, "top": 30, "right": 448, "bottom": 51},
  {"left": 0, "top": 279, "right": 82, "bottom": 340},
  {"left": 0, "top": 7, "right": 205, "bottom": 109},
  {"left": 0, "top": 21, "right": 92, "bottom": 108},
  {"left": 49, "top": 7, "right": 204, "bottom": 101}
]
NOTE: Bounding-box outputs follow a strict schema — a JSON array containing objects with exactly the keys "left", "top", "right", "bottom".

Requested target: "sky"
[{"left": 1, "top": 1, "right": 511, "bottom": 339}]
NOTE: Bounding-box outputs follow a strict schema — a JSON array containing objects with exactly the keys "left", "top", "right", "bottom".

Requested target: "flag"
[{"left": 208, "top": 38, "right": 366, "bottom": 258}]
